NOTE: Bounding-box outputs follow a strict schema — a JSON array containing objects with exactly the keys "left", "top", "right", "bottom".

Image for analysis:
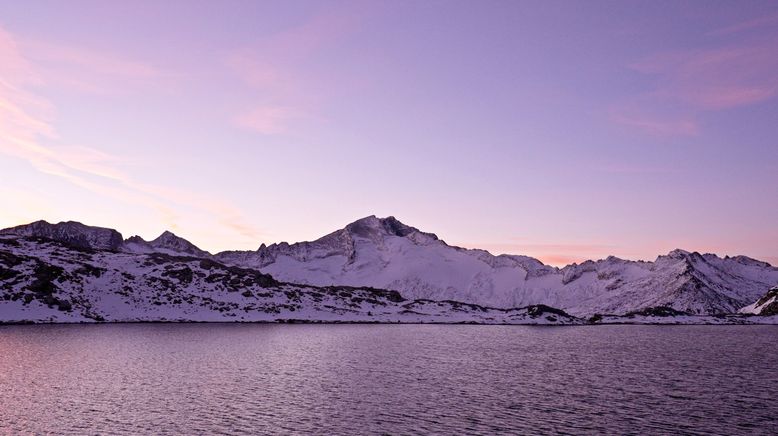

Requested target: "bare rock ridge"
[
  {"left": 2, "top": 216, "right": 777, "bottom": 321},
  {"left": 1, "top": 221, "right": 209, "bottom": 257},
  {"left": 0, "top": 220, "right": 124, "bottom": 251}
]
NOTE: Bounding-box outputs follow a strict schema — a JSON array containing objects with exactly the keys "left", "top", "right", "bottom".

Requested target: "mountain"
[
  {"left": 215, "top": 215, "right": 778, "bottom": 316},
  {"left": 123, "top": 231, "right": 210, "bottom": 257},
  {"left": 3, "top": 216, "right": 777, "bottom": 321},
  {"left": 0, "top": 233, "right": 580, "bottom": 324},
  {"left": 1, "top": 220, "right": 210, "bottom": 257},
  {"left": 0, "top": 220, "right": 124, "bottom": 251}
]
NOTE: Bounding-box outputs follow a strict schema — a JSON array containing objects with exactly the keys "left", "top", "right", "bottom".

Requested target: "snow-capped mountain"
[
  {"left": 215, "top": 215, "right": 778, "bottom": 316},
  {"left": 123, "top": 231, "right": 211, "bottom": 257},
  {"left": 3, "top": 216, "right": 777, "bottom": 321},
  {"left": 0, "top": 234, "right": 579, "bottom": 324}
]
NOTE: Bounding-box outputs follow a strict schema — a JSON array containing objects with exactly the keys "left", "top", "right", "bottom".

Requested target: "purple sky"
[{"left": 1, "top": 0, "right": 777, "bottom": 265}]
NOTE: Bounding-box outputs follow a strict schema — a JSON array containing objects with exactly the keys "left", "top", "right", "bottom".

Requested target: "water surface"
[{"left": 1, "top": 324, "right": 776, "bottom": 434}]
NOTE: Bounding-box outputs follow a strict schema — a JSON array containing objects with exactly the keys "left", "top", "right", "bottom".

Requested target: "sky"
[{"left": 1, "top": 0, "right": 777, "bottom": 266}]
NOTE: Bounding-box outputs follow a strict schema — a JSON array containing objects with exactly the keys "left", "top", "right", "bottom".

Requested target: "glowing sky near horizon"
[{"left": 1, "top": 0, "right": 777, "bottom": 266}]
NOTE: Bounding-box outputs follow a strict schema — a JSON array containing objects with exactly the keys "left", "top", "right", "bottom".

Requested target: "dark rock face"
[
  {"left": 626, "top": 306, "right": 690, "bottom": 317},
  {"left": 525, "top": 304, "right": 574, "bottom": 318},
  {"left": 0, "top": 221, "right": 123, "bottom": 251},
  {"left": 754, "top": 287, "right": 778, "bottom": 316}
]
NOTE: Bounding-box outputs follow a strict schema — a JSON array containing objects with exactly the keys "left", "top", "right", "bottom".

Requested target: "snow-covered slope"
[
  {"left": 0, "top": 235, "right": 580, "bottom": 325},
  {"left": 216, "top": 216, "right": 778, "bottom": 316},
  {"left": 740, "top": 287, "right": 778, "bottom": 316},
  {"left": 4, "top": 217, "right": 777, "bottom": 319}
]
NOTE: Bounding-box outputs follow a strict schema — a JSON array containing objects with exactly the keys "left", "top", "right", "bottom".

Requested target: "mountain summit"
[{"left": 148, "top": 231, "right": 211, "bottom": 257}]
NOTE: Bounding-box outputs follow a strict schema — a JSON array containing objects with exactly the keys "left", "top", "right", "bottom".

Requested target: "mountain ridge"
[{"left": 2, "top": 216, "right": 777, "bottom": 318}]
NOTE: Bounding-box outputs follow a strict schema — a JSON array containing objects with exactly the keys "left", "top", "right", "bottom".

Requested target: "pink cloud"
[
  {"left": 8, "top": 36, "right": 171, "bottom": 96},
  {"left": 708, "top": 13, "right": 778, "bottom": 36},
  {"left": 610, "top": 111, "right": 699, "bottom": 137},
  {"left": 22, "top": 40, "right": 161, "bottom": 79},
  {"left": 225, "top": 9, "right": 365, "bottom": 135},
  {"left": 630, "top": 41, "right": 778, "bottom": 110},
  {"left": 233, "top": 106, "right": 297, "bottom": 135},
  {"left": 592, "top": 163, "right": 673, "bottom": 174},
  {"left": 613, "top": 18, "right": 778, "bottom": 136}
]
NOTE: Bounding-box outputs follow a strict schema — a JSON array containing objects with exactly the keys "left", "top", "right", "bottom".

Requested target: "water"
[{"left": 0, "top": 324, "right": 776, "bottom": 435}]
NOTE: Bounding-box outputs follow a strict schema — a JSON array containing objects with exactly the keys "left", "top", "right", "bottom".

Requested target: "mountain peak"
[
  {"left": 0, "top": 220, "right": 124, "bottom": 251},
  {"left": 666, "top": 248, "right": 691, "bottom": 259},
  {"left": 343, "top": 215, "right": 436, "bottom": 240},
  {"left": 149, "top": 230, "right": 210, "bottom": 257},
  {"left": 153, "top": 230, "right": 180, "bottom": 241}
]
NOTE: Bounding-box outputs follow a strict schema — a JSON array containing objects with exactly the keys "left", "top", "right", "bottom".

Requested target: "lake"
[{"left": 0, "top": 324, "right": 776, "bottom": 434}]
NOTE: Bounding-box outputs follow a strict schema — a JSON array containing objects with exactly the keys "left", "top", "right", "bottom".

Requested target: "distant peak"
[
  {"left": 124, "top": 235, "right": 147, "bottom": 244},
  {"left": 146, "top": 230, "right": 210, "bottom": 257},
  {"left": 343, "top": 215, "right": 417, "bottom": 238},
  {"left": 666, "top": 249, "right": 691, "bottom": 259},
  {"left": 0, "top": 219, "right": 123, "bottom": 250},
  {"left": 157, "top": 230, "right": 178, "bottom": 239}
]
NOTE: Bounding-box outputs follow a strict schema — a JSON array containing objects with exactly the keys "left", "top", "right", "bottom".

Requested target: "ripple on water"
[{"left": 0, "top": 324, "right": 777, "bottom": 435}]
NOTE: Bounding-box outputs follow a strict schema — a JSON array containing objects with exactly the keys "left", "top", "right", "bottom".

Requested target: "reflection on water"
[{"left": 0, "top": 324, "right": 776, "bottom": 434}]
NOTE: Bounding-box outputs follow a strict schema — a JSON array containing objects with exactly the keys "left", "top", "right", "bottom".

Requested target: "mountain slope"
[
  {"left": 740, "top": 287, "right": 778, "bottom": 316},
  {"left": 215, "top": 216, "right": 778, "bottom": 316},
  {"left": 0, "top": 235, "right": 580, "bottom": 325}
]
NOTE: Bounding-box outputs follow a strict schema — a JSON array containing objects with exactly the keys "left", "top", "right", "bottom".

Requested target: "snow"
[
  {"left": 0, "top": 236, "right": 583, "bottom": 325},
  {"left": 739, "top": 287, "right": 778, "bottom": 315},
  {"left": 216, "top": 216, "right": 778, "bottom": 316},
  {"left": 3, "top": 216, "right": 778, "bottom": 324}
]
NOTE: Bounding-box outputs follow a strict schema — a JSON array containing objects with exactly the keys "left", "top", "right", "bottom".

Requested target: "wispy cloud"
[
  {"left": 592, "top": 162, "right": 674, "bottom": 174},
  {"left": 610, "top": 110, "right": 698, "bottom": 137},
  {"left": 614, "top": 13, "right": 778, "bottom": 136},
  {"left": 630, "top": 42, "right": 778, "bottom": 110},
  {"left": 22, "top": 40, "right": 161, "bottom": 78},
  {"left": 233, "top": 106, "right": 299, "bottom": 135},
  {"left": 15, "top": 37, "right": 174, "bottom": 96},
  {"left": 708, "top": 13, "right": 778, "bottom": 36},
  {"left": 0, "top": 25, "right": 262, "bottom": 245},
  {"left": 225, "top": 9, "right": 364, "bottom": 135}
]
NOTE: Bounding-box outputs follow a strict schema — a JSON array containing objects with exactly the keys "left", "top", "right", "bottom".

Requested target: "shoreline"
[{"left": 2, "top": 315, "right": 777, "bottom": 327}]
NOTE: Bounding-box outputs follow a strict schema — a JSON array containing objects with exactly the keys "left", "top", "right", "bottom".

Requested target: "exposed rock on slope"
[{"left": 740, "top": 287, "right": 778, "bottom": 316}]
